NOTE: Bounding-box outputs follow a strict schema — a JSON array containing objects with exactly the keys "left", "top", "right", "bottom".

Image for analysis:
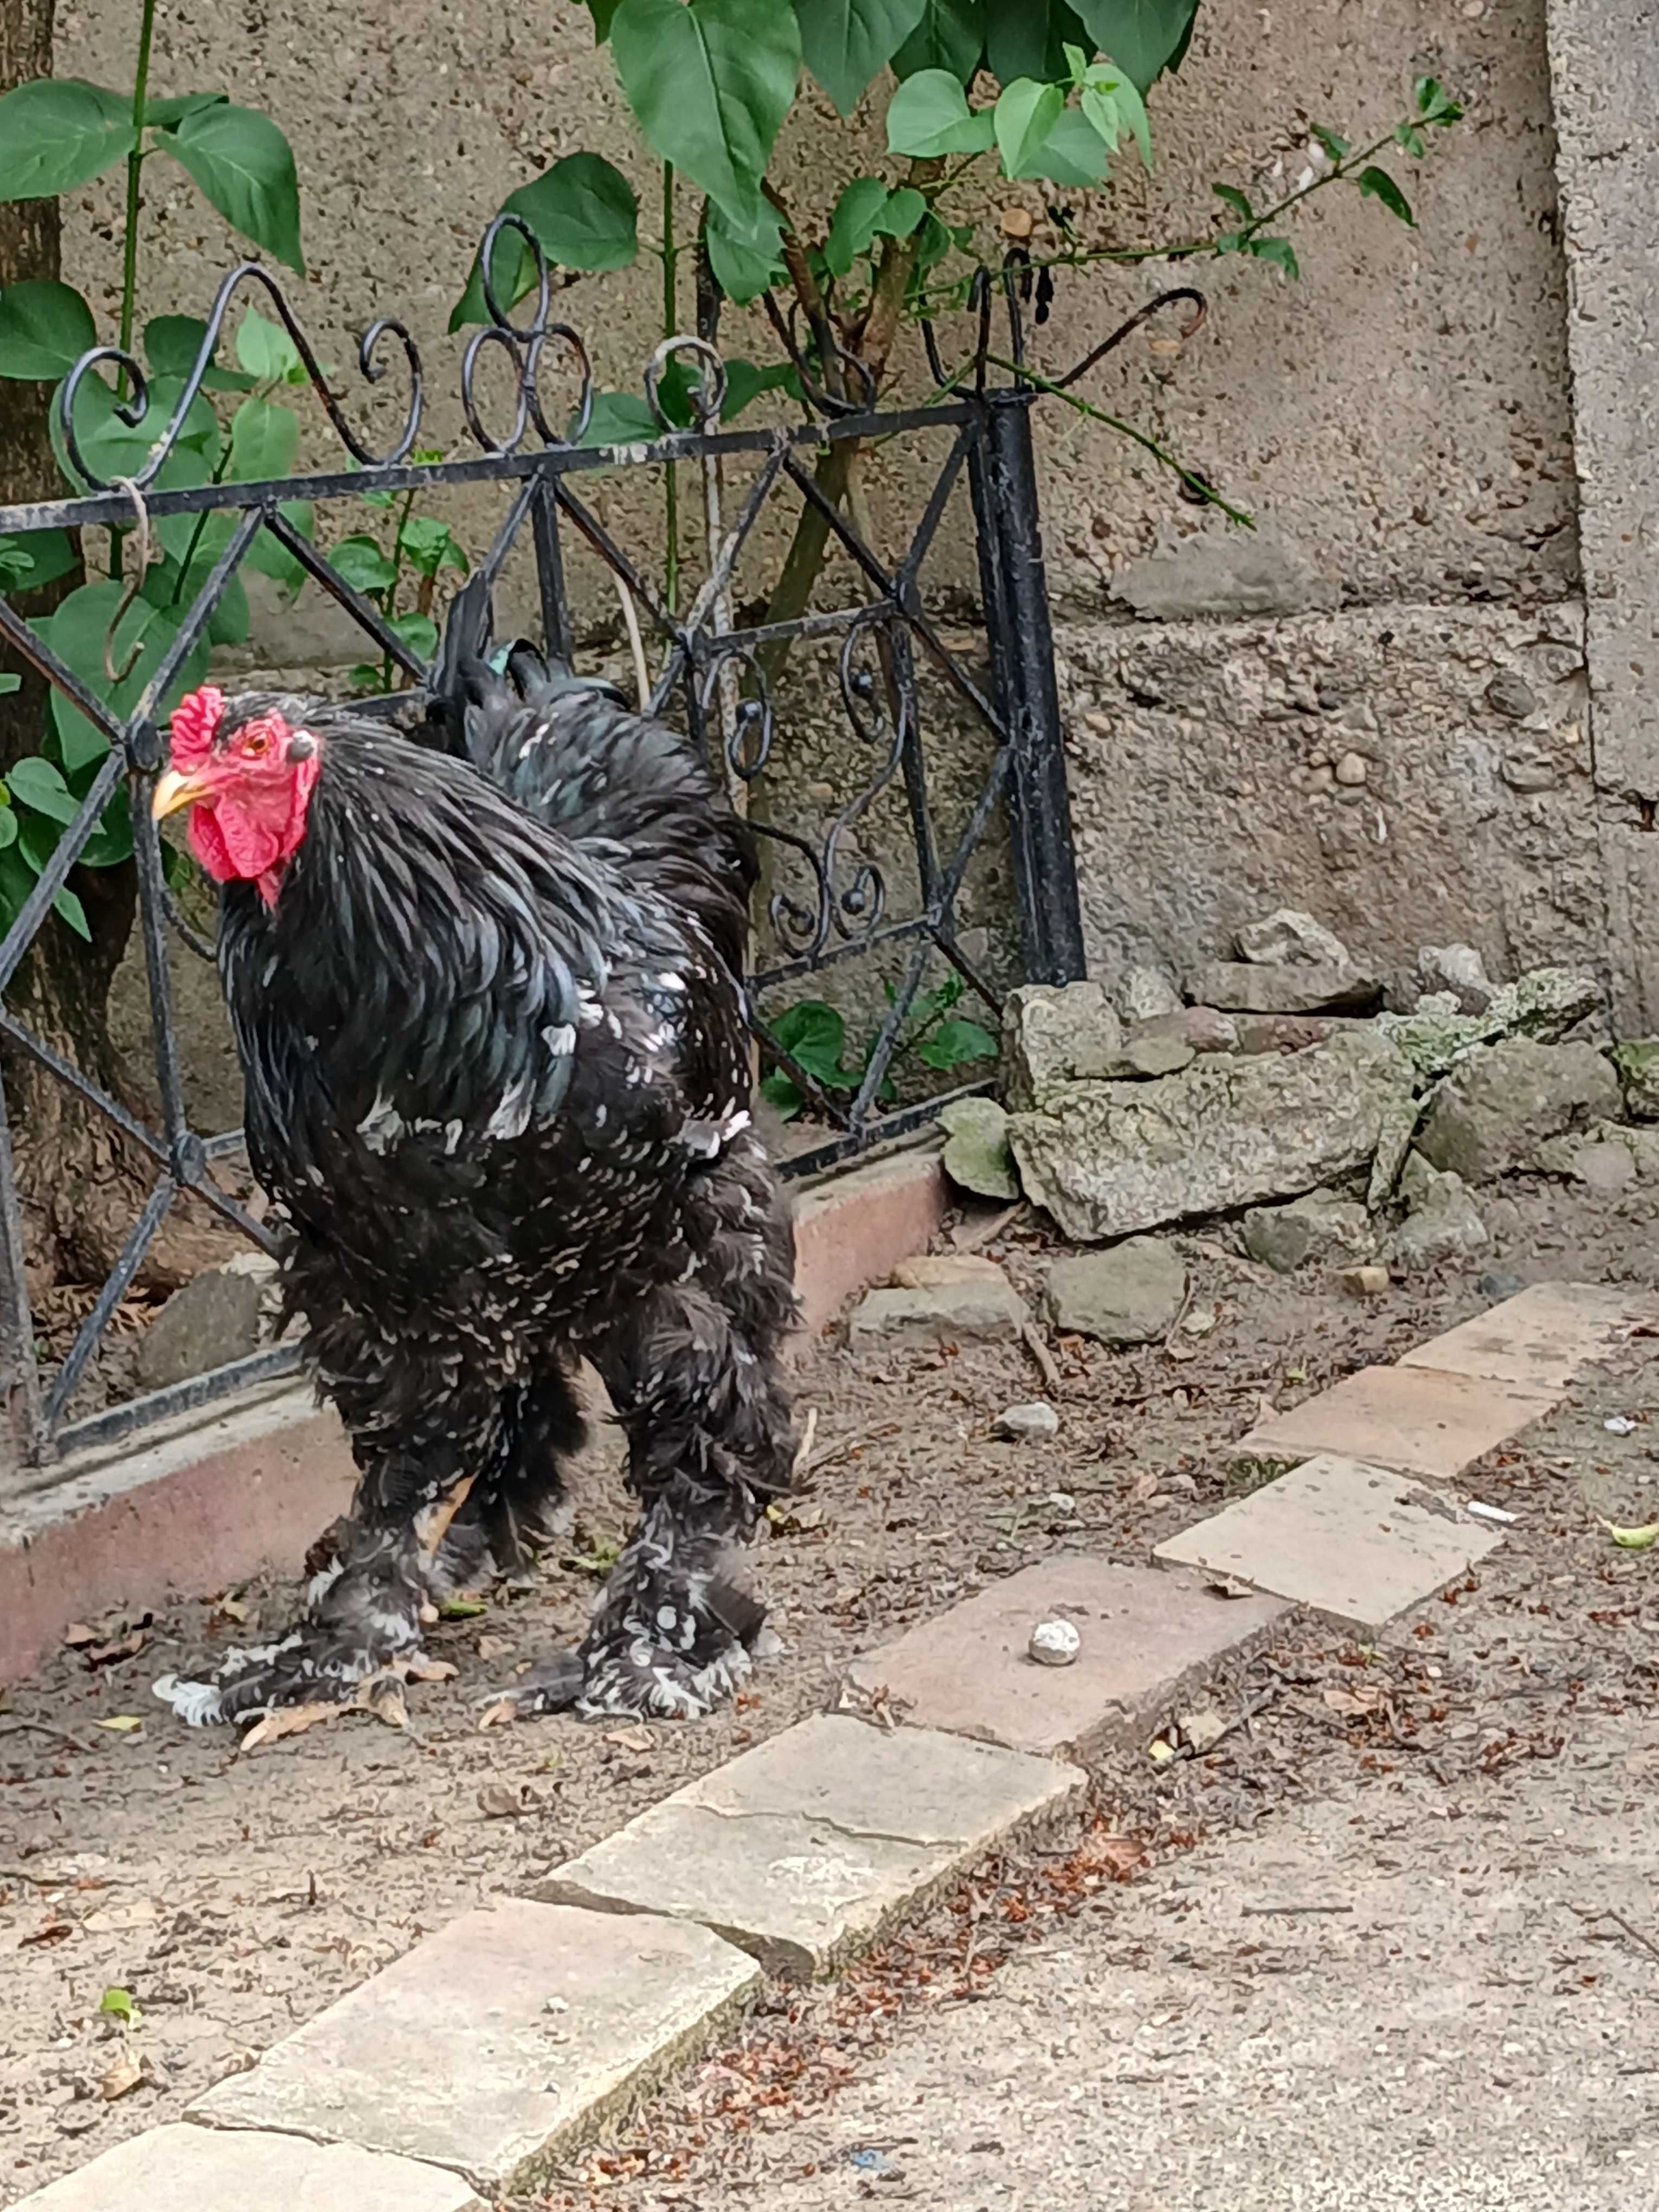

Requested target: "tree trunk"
[{"left": 0, "top": 0, "right": 228, "bottom": 1298}]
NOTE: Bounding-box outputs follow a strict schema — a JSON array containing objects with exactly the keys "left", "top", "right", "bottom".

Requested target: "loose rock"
[
  {"left": 1130, "top": 1006, "right": 1239, "bottom": 1057},
  {"left": 1114, "top": 962, "right": 1184, "bottom": 1023},
  {"left": 1010, "top": 1029, "right": 1414, "bottom": 1242},
  {"left": 1110, "top": 1032, "right": 1195, "bottom": 1079},
  {"left": 1341, "top": 1264, "right": 1392, "bottom": 1298},
  {"left": 995, "top": 1401, "right": 1060, "bottom": 1442},
  {"left": 1611, "top": 1039, "right": 1659, "bottom": 1122},
  {"left": 1001, "top": 981, "right": 1124, "bottom": 1110},
  {"left": 1186, "top": 960, "right": 1381, "bottom": 1016},
  {"left": 1044, "top": 1237, "right": 1186, "bottom": 1343},
  {"left": 1417, "top": 942, "right": 1498, "bottom": 1014},
  {"left": 937, "top": 1096, "right": 1020, "bottom": 1201},
  {"left": 1367, "top": 1089, "right": 1423, "bottom": 1210},
  {"left": 1242, "top": 1189, "right": 1374, "bottom": 1274},
  {"left": 1028, "top": 1619, "right": 1081, "bottom": 1667},
  {"left": 891, "top": 1252, "right": 1008, "bottom": 1289},
  {"left": 1236, "top": 907, "right": 1354, "bottom": 969},
  {"left": 136, "top": 1251, "right": 281, "bottom": 1393},
  {"left": 1389, "top": 1153, "right": 1489, "bottom": 1271},
  {"left": 1333, "top": 750, "right": 1368, "bottom": 787},
  {"left": 1417, "top": 1036, "right": 1622, "bottom": 1183},
  {"left": 1379, "top": 966, "right": 1605, "bottom": 1081},
  {"left": 849, "top": 1268, "right": 1031, "bottom": 1347}
]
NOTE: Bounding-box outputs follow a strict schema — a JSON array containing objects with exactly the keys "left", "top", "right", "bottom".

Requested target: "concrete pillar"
[{"left": 1546, "top": 0, "right": 1659, "bottom": 1030}]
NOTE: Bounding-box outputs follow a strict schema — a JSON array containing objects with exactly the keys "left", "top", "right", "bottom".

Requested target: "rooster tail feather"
[{"left": 423, "top": 578, "right": 628, "bottom": 768}]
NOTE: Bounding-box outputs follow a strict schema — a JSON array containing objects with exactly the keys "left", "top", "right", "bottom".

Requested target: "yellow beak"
[{"left": 151, "top": 768, "right": 213, "bottom": 821}]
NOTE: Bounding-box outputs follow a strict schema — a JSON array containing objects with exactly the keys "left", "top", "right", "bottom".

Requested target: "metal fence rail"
[{"left": 0, "top": 223, "right": 1192, "bottom": 1469}]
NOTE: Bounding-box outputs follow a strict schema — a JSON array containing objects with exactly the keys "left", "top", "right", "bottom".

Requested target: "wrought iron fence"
[{"left": 0, "top": 218, "right": 1201, "bottom": 1469}]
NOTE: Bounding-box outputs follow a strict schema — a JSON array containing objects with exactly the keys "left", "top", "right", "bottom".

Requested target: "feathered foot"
[
  {"left": 154, "top": 1526, "right": 427, "bottom": 1729},
  {"left": 479, "top": 1511, "right": 764, "bottom": 1726}
]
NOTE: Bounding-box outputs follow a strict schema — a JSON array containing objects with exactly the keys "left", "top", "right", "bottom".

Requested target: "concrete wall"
[{"left": 52, "top": 0, "right": 1612, "bottom": 997}]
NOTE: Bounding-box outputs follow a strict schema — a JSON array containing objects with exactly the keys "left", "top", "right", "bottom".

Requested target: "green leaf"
[
  {"left": 329, "top": 534, "right": 397, "bottom": 594},
  {"left": 1414, "top": 74, "right": 1461, "bottom": 123},
  {"left": 53, "top": 883, "right": 89, "bottom": 938},
  {"left": 398, "top": 515, "right": 467, "bottom": 579},
  {"left": 0, "top": 803, "right": 15, "bottom": 840},
  {"left": 449, "top": 154, "right": 641, "bottom": 331},
  {"left": 227, "top": 393, "right": 300, "bottom": 480},
  {"left": 892, "top": 0, "right": 984, "bottom": 81},
  {"left": 770, "top": 1000, "right": 851, "bottom": 1084},
  {"left": 705, "top": 193, "right": 788, "bottom": 304},
  {"left": 0, "top": 80, "right": 137, "bottom": 202},
  {"left": 144, "top": 312, "right": 255, "bottom": 391},
  {"left": 0, "top": 528, "right": 75, "bottom": 592},
  {"left": 1610, "top": 1521, "right": 1659, "bottom": 1551},
  {"left": 143, "top": 91, "right": 226, "bottom": 130},
  {"left": 611, "top": 0, "right": 801, "bottom": 221},
  {"left": 587, "top": 0, "right": 622, "bottom": 30},
  {"left": 388, "top": 609, "right": 439, "bottom": 663},
  {"left": 759, "top": 1068, "right": 803, "bottom": 1118},
  {"left": 995, "top": 80, "right": 1065, "bottom": 177},
  {"left": 1310, "top": 123, "right": 1349, "bottom": 163},
  {"left": 1394, "top": 120, "right": 1426, "bottom": 158},
  {"left": 1248, "top": 234, "right": 1298, "bottom": 278},
  {"left": 985, "top": 0, "right": 1090, "bottom": 84},
  {"left": 143, "top": 516, "right": 250, "bottom": 647},
  {"left": 1023, "top": 106, "right": 1107, "bottom": 185},
  {"left": 0, "top": 541, "right": 29, "bottom": 588},
  {"left": 53, "top": 371, "right": 218, "bottom": 494},
  {"left": 1083, "top": 62, "right": 1150, "bottom": 165},
  {"left": 46, "top": 582, "right": 211, "bottom": 772},
  {"left": 719, "top": 356, "right": 800, "bottom": 418},
  {"left": 794, "top": 0, "right": 927, "bottom": 114},
  {"left": 156, "top": 104, "right": 305, "bottom": 273},
  {"left": 0, "top": 280, "right": 96, "bottom": 381},
  {"left": 1211, "top": 181, "right": 1252, "bottom": 220},
  {"left": 99, "top": 1987, "right": 140, "bottom": 2022},
  {"left": 234, "top": 304, "right": 305, "bottom": 383},
  {"left": 7, "top": 754, "right": 78, "bottom": 822},
  {"left": 824, "top": 175, "right": 891, "bottom": 278},
  {"left": 246, "top": 499, "right": 314, "bottom": 591},
  {"left": 916, "top": 1015, "right": 997, "bottom": 1069},
  {"left": 577, "top": 389, "right": 662, "bottom": 447},
  {"left": 886, "top": 67, "right": 994, "bottom": 157},
  {"left": 1071, "top": 0, "right": 1199, "bottom": 93},
  {"left": 1358, "top": 164, "right": 1414, "bottom": 226},
  {"left": 877, "top": 184, "right": 927, "bottom": 238}
]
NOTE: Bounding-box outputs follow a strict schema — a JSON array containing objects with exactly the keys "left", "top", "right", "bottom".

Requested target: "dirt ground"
[{"left": 3, "top": 1168, "right": 1658, "bottom": 2205}]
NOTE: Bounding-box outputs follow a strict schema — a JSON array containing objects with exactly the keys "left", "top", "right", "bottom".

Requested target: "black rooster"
[{"left": 151, "top": 576, "right": 798, "bottom": 1728}]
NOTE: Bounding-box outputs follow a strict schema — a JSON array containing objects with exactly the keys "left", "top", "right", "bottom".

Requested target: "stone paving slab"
[
  {"left": 189, "top": 1901, "right": 758, "bottom": 2192},
  {"left": 1233, "top": 1364, "right": 1559, "bottom": 1482},
  {"left": 843, "top": 1555, "right": 1291, "bottom": 1759},
  {"left": 533, "top": 1714, "right": 1084, "bottom": 1977},
  {"left": 1155, "top": 1453, "right": 1506, "bottom": 1630},
  {"left": 10, "top": 2124, "right": 486, "bottom": 2211},
  {"left": 1398, "top": 1280, "right": 1657, "bottom": 1392}
]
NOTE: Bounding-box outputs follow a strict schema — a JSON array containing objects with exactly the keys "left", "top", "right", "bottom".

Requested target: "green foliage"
[
  {"left": 449, "top": 154, "right": 640, "bottom": 331},
  {"left": 761, "top": 975, "right": 997, "bottom": 1120}
]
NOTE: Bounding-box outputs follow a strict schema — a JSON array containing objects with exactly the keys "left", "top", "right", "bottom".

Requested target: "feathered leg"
[
  {"left": 501, "top": 1136, "right": 799, "bottom": 1722},
  {"left": 155, "top": 1317, "right": 503, "bottom": 1728},
  {"left": 427, "top": 1367, "right": 587, "bottom": 1600}
]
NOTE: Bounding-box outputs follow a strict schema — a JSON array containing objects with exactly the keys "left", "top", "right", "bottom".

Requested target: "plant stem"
[
  {"left": 981, "top": 351, "right": 1254, "bottom": 526},
  {"left": 110, "top": 0, "right": 157, "bottom": 579},
  {"left": 661, "top": 159, "right": 679, "bottom": 618},
  {"left": 382, "top": 484, "right": 417, "bottom": 687}
]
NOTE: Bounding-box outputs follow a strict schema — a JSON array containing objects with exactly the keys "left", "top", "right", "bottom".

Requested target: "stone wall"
[{"left": 49, "top": 0, "right": 1615, "bottom": 999}]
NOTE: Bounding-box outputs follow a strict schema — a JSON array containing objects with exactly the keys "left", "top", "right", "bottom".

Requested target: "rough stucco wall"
[
  {"left": 1056, "top": 599, "right": 1599, "bottom": 988},
  {"left": 1544, "top": 0, "right": 1659, "bottom": 1034}
]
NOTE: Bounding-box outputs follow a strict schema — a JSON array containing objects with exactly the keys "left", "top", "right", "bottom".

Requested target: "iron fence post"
[{"left": 971, "top": 392, "right": 1088, "bottom": 986}]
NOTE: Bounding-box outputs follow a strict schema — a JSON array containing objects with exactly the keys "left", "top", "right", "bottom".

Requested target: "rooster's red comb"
[{"left": 169, "top": 685, "right": 226, "bottom": 771}]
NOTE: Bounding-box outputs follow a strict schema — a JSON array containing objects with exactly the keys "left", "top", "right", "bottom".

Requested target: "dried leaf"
[
  {"left": 1206, "top": 1575, "right": 1256, "bottom": 1600},
  {"left": 1609, "top": 1522, "right": 1659, "bottom": 1551},
  {"left": 99, "top": 2057, "right": 145, "bottom": 2102},
  {"left": 215, "top": 1597, "right": 251, "bottom": 1624},
  {"left": 477, "top": 1698, "right": 518, "bottom": 1731},
  {"left": 400, "top": 1654, "right": 458, "bottom": 1684},
  {"left": 602, "top": 1725, "right": 652, "bottom": 1754},
  {"left": 476, "top": 1635, "right": 513, "bottom": 1661},
  {"left": 87, "top": 1631, "right": 147, "bottom": 1666},
  {"left": 1147, "top": 1737, "right": 1178, "bottom": 1767},
  {"left": 240, "top": 1701, "right": 339, "bottom": 1752},
  {"left": 93, "top": 1716, "right": 143, "bottom": 1734},
  {"left": 1323, "top": 1684, "right": 1385, "bottom": 1716},
  {"left": 1180, "top": 1304, "right": 1218, "bottom": 1338},
  {"left": 62, "top": 1623, "right": 97, "bottom": 1648},
  {"left": 478, "top": 1784, "right": 524, "bottom": 1818},
  {"left": 1130, "top": 1470, "right": 1160, "bottom": 1505},
  {"left": 19, "top": 1920, "right": 73, "bottom": 1946}
]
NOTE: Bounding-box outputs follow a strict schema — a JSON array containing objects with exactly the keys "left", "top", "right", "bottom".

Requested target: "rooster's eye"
[{"left": 243, "top": 732, "right": 269, "bottom": 756}]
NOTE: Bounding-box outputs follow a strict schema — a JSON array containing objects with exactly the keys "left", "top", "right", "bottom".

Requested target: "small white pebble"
[
  {"left": 1605, "top": 1416, "right": 1638, "bottom": 1436},
  {"left": 1028, "top": 1618, "right": 1081, "bottom": 1668},
  {"left": 995, "top": 1401, "right": 1060, "bottom": 1442}
]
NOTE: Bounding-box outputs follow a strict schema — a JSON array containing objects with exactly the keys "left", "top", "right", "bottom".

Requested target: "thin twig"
[
  {"left": 1020, "top": 1320, "right": 1062, "bottom": 1396},
  {"left": 614, "top": 575, "right": 649, "bottom": 708},
  {"left": 1571, "top": 1904, "right": 1659, "bottom": 1966},
  {"left": 1242, "top": 1902, "right": 1354, "bottom": 1917},
  {"left": 0, "top": 1719, "right": 97, "bottom": 1756}
]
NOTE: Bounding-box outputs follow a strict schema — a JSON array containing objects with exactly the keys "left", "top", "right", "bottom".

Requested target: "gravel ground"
[{"left": 2, "top": 1169, "right": 1657, "bottom": 2204}]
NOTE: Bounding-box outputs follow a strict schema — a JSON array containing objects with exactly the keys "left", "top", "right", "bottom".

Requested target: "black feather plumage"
[{"left": 157, "top": 580, "right": 798, "bottom": 1730}]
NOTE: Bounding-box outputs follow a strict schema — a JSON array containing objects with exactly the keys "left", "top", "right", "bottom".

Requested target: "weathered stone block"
[
  {"left": 1232, "top": 1365, "right": 1558, "bottom": 1482},
  {"left": 8, "top": 2126, "right": 486, "bottom": 2212},
  {"left": 1417, "top": 1037, "right": 1621, "bottom": 1182}
]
